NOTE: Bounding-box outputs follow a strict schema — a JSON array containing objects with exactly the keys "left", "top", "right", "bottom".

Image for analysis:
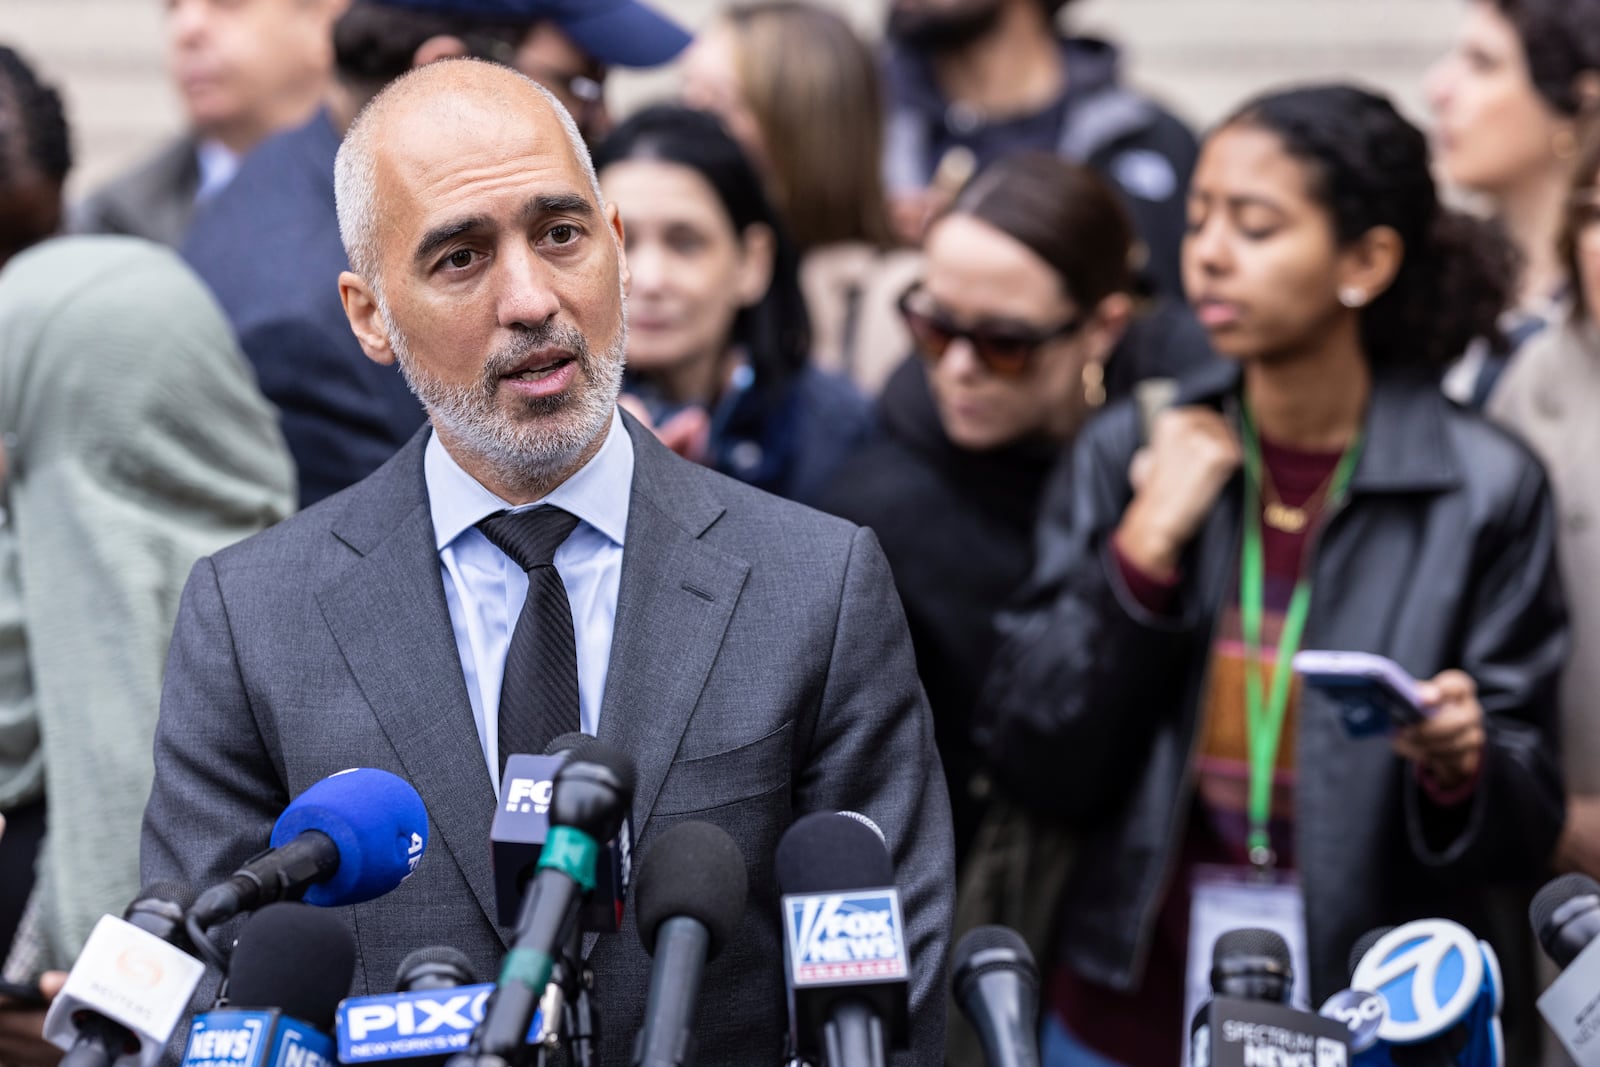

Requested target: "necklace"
[{"left": 1256, "top": 449, "right": 1343, "bottom": 534}]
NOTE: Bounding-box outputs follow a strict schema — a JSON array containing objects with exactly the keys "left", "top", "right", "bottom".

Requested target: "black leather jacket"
[{"left": 976, "top": 362, "right": 1568, "bottom": 1000}]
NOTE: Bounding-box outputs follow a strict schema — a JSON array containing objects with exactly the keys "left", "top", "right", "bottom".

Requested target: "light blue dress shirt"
[{"left": 425, "top": 409, "right": 633, "bottom": 787}]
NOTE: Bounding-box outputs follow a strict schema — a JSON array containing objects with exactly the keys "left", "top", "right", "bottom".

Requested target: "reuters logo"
[{"left": 115, "top": 947, "right": 165, "bottom": 989}]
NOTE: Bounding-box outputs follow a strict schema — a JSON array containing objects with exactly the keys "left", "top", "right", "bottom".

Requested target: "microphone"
[
  {"left": 397, "top": 949, "right": 479, "bottom": 993},
  {"left": 630, "top": 821, "right": 748, "bottom": 1067},
  {"left": 1187, "top": 928, "right": 1350, "bottom": 1067},
  {"left": 951, "top": 926, "right": 1040, "bottom": 1067},
  {"left": 1346, "top": 919, "right": 1504, "bottom": 1067},
  {"left": 775, "top": 811, "right": 910, "bottom": 1067},
  {"left": 493, "top": 734, "right": 631, "bottom": 934},
  {"left": 458, "top": 741, "right": 635, "bottom": 1065},
  {"left": 179, "top": 902, "right": 356, "bottom": 1067},
  {"left": 1532, "top": 874, "right": 1600, "bottom": 1065},
  {"left": 43, "top": 884, "right": 207, "bottom": 1067},
  {"left": 188, "top": 769, "right": 429, "bottom": 932}
]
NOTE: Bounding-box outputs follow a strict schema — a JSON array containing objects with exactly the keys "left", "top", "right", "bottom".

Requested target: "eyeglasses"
[{"left": 896, "top": 283, "right": 1085, "bottom": 378}]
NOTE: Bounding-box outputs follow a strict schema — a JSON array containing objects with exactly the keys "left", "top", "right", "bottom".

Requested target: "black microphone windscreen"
[
  {"left": 563, "top": 738, "right": 637, "bottom": 797},
  {"left": 1348, "top": 926, "right": 1394, "bottom": 980},
  {"left": 952, "top": 925, "right": 1038, "bottom": 1000},
  {"left": 227, "top": 902, "right": 357, "bottom": 1031},
  {"left": 774, "top": 811, "right": 894, "bottom": 894},
  {"left": 543, "top": 732, "right": 594, "bottom": 757},
  {"left": 134, "top": 883, "right": 198, "bottom": 912},
  {"left": 1214, "top": 928, "right": 1291, "bottom": 970},
  {"left": 394, "top": 945, "right": 478, "bottom": 991},
  {"left": 634, "top": 821, "right": 748, "bottom": 959},
  {"left": 1532, "top": 874, "right": 1600, "bottom": 940}
]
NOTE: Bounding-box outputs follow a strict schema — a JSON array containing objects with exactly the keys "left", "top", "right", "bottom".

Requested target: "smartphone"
[
  {"left": 1292, "top": 650, "right": 1429, "bottom": 737},
  {"left": 0, "top": 978, "right": 46, "bottom": 1009}
]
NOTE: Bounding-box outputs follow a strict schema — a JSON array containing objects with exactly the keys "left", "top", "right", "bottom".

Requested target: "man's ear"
[
  {"left": 339, "top": 270, "right": 396, "bottom": 366},
  {"left": 607, "top": 200, "right": 631, "bottom": 295},
  {"left": 412, "top": 35, "right": 471, "bottom": 68}
]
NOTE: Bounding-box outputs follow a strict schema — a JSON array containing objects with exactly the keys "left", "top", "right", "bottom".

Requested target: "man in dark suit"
[
  {"left": 141, "top": 58, "right": 954, "bottom": 1065},
  {"left": 181, "top": 0, "right": 692, "bottom": 508},
  {"left": 72, "top": 0, "right": 346, "bottom": 246}
]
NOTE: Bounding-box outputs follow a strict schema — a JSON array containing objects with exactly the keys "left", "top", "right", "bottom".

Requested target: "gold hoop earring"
[
  {"left": 1555, "top": 127, "right": 1579, "bottom": 160},
  {"left": 1082, "top": 361, "right": 1106, "bottom": 409}
]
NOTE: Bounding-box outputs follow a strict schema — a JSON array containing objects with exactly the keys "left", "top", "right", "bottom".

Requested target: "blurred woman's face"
[
  {"left": 1182, "top": 125, "right": 1349, "bottom": 363},
  {"left": 680, "top": 24, "right": 770, "bottom": 177},
  {"left": 1572, "top": 181, "right": 1600, "bottom": 319},
  {"left": 601, "top": 159, "right": 767, "bottom": 395},
  {"left": 1426, "top": 1, "right": 1568, "bottom": 197},
  {"left": 917, "top": 214, "right": 1115, "bottom": 451}
]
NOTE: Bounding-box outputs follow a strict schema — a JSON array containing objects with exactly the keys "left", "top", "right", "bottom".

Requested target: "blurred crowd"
[{"left": 3, "top": 0, "right": 1600, "bottom": 1063}]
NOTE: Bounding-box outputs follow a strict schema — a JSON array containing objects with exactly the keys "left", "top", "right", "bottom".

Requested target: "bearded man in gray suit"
[{"left": 139, "top": 58, "right": 953, "bottom": 1065}]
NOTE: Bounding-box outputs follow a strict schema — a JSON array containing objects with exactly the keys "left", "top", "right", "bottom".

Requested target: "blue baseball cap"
[{"left": 372, "top": 0, "right": 692, "bottom": 68}]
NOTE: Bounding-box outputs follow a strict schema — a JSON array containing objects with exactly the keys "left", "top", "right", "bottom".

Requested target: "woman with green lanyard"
[{"left": 974, "top": 84, "right": 1568, "bottom": 1066}]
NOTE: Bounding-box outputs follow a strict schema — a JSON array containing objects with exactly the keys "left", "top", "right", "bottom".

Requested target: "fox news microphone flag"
[{"left": 776, "top": 811, "right": 910, "bottom": 1067}]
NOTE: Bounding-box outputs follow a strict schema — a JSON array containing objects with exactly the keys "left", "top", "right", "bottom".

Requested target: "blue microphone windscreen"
[{"left": 270, "top": 768, "right": 428, "bottom": 907}]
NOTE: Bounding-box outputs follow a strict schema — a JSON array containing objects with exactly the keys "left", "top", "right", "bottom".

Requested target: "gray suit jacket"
[
  {"left": 71, "top": 136, "right": 201, "bottom": 248},
  {"left": 140, "top": 414, "right": 954, "bottom": 1065}
]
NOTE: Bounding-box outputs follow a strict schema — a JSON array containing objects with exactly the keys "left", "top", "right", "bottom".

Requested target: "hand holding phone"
[{"left": 1292, "top": 650, "right": 1427, "bottom": 737}]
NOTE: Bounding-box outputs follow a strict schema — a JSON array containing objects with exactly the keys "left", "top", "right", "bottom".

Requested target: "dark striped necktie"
[{"left": 476, "top": 505, "right": 582, "bottom": 782}]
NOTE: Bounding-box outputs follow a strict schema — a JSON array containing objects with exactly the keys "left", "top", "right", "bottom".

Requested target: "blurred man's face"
[
  {"left": 167, "top": 0, "right": 344, "bottom": 151},
  {"left": 514, "top": 23, "right": 610, "bottom": 144},
  {"left": 886, "top": 0, "right": 1003, "bottom": 50}
]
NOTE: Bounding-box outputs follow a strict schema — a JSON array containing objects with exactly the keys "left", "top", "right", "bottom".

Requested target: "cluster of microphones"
[
  {"left": 34, "top": 732, "right": 1028, "bottom": 1067},
  {"left": 1175, "top": 872, "right": 1600, "bottom": 1067}
]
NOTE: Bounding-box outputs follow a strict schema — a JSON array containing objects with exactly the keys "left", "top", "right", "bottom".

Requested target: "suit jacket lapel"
[
  {"left": 598, "top": 417, "right": 749, "bottom": 836},
  {"left": 314, "top": 429, "right": 507, "bottom": 944}
]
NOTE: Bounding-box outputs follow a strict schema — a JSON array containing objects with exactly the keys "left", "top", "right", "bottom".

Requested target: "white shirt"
[
  {"left": 425, "top": 410, "right": 633, "bottom": 787},
  {"left": 193, "top": 139, "right": 240, "bottom": 205}
]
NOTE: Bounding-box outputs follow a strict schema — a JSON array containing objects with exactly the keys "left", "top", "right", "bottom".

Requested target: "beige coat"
[
  {"left": 800, "top": 241, "right": 922, "bottom": 395},
  {"left": 1491, "top": 312, "right": 1600, "bottom": 792}
]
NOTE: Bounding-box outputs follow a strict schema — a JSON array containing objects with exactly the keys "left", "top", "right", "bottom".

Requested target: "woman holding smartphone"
[{"left": 977, "top": 84, "right": 1566, "bottom": 1065}]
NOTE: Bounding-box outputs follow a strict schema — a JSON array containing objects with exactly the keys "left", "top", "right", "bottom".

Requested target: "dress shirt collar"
[
  {"left": 194, "top": 139, "right": 241, "bottom": 204},
  {"left": 425, "top": 408, "right": 632, "bottom": 552}
]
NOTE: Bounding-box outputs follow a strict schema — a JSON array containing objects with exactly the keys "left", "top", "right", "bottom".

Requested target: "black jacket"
[
  {"left": 819, "top": 357, "right": 1060, "bottom": 856},
  {"left": 975, "top": 360, "right": 1568, "bottom": 1001}
]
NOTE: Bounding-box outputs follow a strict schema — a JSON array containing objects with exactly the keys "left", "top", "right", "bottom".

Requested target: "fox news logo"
[
  {"left": 504, "top": 778, "right": 554, "bottom": 815},
  {"left": 784, "top": 889, "right": 908, "bottom": 985}
]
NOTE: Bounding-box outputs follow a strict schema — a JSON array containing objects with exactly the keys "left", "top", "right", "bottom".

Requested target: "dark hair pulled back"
[
  {"left": 948, "top": 152, "right": 1134, "bottom": 309},
  {"left": 1225, "top": 84, "right": 1514, "bottom": 373},
  {"left": 0, "top": 45, "right": 70, "bottom": 187},
  {"left": 1495, "top": 0, "right": 1600, "bottom": 117},
  {"left": 592, "top": 104, "right": 811, "bottom": 393}
]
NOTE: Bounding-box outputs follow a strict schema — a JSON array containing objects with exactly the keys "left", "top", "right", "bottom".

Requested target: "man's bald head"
[{"left": 333, "top": 58, "right": 601, "bottom": 294}]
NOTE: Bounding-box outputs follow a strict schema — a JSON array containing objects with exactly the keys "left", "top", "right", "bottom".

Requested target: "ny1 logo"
[{"left": 505, "top": 778, "right": 554, "bottom": 815}]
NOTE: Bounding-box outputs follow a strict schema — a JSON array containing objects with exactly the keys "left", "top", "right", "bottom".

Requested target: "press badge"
[{"left": 1182, "top": 865, "right": 1312, "bottom": 1063}]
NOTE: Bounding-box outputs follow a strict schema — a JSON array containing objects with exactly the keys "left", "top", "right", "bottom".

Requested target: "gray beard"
[{"left": 385, "top": 304, "right": 628, "bottom": 497}]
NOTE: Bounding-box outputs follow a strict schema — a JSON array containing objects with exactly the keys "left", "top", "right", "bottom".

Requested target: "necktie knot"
[{"left": 477, "top": 506, "right": 580, "bottom": 571}]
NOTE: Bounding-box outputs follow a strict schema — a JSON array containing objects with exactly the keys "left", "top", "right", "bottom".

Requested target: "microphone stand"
[{"left": 561, "top": 928, "right": 598, "bottom": 1067}]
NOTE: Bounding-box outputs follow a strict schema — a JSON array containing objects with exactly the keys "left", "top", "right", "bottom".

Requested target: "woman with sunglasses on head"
[
  {"left": 819, "top": 152, "right": 1208, "bottom": 863},
  {"left": 977, "top": 85, "right": 1566, "bottom": 1065},
  {"left": 592, "top": 105, "right": 871, "bottom": 505}
]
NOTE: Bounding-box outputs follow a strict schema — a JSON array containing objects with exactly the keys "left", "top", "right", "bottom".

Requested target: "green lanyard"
[{"left": 1238, "top": 408, "right": 1363, "bottom": 870}]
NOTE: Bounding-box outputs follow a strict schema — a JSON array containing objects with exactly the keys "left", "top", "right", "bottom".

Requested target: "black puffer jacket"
[{"left": 976, "top": 360, "right": 1568, "bottom": 1001}]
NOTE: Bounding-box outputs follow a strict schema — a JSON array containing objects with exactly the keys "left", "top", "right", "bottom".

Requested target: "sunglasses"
[{"left": 896, "top": 284, "right": 1085, "bottom": 378}]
